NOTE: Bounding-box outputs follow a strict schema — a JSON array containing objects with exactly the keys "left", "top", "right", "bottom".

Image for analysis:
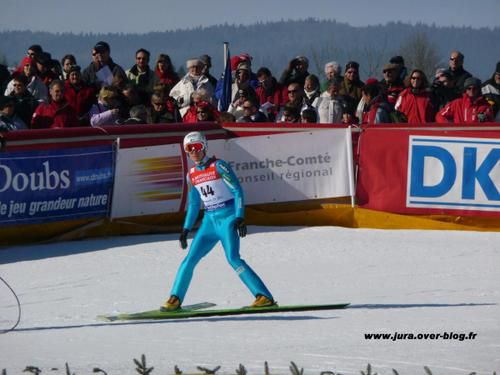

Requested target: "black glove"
[
  {"left": 179, "top": 229, "right": 189, "bottom": 249},
  {"left": 234, "top": 217, "right": 247, "bottom": 238}
]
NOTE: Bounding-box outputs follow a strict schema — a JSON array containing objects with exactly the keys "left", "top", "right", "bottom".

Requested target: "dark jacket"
[{"left": 82, "top": 58, "right": 127, "bottom": 89}]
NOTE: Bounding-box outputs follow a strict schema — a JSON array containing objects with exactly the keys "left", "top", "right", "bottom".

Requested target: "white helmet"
[{"left": 183, "top": 131, "right": 207, "bottom": 152}]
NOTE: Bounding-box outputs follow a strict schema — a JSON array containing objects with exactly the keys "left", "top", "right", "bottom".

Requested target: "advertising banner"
[
  {"left": 111, "top": 143, "right": 185, "bottom": 218},
  {"left": 208, "top": 129, "right": 355, "bottom": 205},
  {"left": 357, "top": 129, "right": 500, "bottom": 217},
  {"left": 0, "top": 145, "right": 114, "bottom": 225}
]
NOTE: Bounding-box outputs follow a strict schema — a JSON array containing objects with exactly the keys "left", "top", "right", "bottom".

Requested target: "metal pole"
[{"left": 223, "top": 41, "right": 229, "bottom": 67}]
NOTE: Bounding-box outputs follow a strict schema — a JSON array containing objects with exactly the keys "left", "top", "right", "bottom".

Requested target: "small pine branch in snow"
[
  {"left": 264, "top": 361, "right": 271, "bottom": 375},
  {"left": 2, "top": 362, "right": 496, "bottom": 374},
  {"left": 196, "top": 365, "right": 221, "bottom": 374},
  {"left": 22, "top": 366, "right": 41, "bottom": 374},
  {"left": 289, "top": 361, "right": 304, "bottom": 375},
  {"left": 361, "top": 363, "right": 377, "bottom": 375},
  {"left": 235, "top": 364, "right": 247, "bottom": 375},
  {"left": 134, "top": 354, "right": 154, "bottom": 375}
]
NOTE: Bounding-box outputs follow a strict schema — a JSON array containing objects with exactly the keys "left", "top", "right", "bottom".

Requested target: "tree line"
[{"left": 0, "top": 19, "right": 499, "bottom": 80}]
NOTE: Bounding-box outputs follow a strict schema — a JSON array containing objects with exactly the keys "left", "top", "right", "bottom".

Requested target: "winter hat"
[
  {"left": 239, "top": 53, "right": 253, "bottom": 62},
  {"left": 236, "top": 62, "right": 250, "bottom": 72},
  {"left": 28, "top": 44, "right": 43, "bottom": 55},
  {"left": 496, "top": 61, "right": 500, "bottom": 74},
  {"left": 390, "top": 56, "right": 405, "bottom": 66},
  {"left": 345, "top": 61, "right": 359, "bottom": 71},
  {"left": 383, "top": 63, "right": 399, "bottom": 72},
  {"left": 68, "top": 65, "right": 81, "bottom": 74},
  {"left": 365, "top": 77, "right": 379, "bottom": 86},
  {"left": 0, "top": 96, "right": 15, "bottom": 110},
  {"left": 35, "top": 52, "right": 51, "bottom": 67},
  {"left": 230, "top": 56, "right": 242, "bottom": 71},
  {"left": 464, "top": 77, "right": 481, "bottom": 88},
  {"left": 94, "top": 41, "right": 110, "bottom": 54}
]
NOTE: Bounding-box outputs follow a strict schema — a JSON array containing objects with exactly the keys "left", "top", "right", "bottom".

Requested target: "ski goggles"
[{"left": 184, "top": 142, "right": 205, "bottom": 153}]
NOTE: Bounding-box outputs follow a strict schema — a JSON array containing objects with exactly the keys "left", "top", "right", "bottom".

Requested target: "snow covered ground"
[{"left": 1, "top": 226, "right": 499, "bottom": 374}]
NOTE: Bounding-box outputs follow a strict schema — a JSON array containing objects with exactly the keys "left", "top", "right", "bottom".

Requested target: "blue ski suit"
[{"left": 170, "top": 156, "right": 273, "bottom": 303}]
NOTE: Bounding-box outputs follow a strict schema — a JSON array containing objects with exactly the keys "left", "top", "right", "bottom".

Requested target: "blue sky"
[{"left": 2, "top": 0, "right": 499, "bottom": 34}]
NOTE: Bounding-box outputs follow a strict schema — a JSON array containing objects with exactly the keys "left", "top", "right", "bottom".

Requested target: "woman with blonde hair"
[{"left": 89, "top": 85, "right": 123, "bottom": 126}]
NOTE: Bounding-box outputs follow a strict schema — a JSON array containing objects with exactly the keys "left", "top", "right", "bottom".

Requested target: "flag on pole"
[{"left": 218, "top": 43, "right": 232, "bottom": 112}]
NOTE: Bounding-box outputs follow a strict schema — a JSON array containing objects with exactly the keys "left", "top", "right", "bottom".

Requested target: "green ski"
[
  {"left": 98, "top": 303, "right": 349, "bottom": 321},
  {"left": 98, "top": 302, "right": 216, "bottom": 322}
]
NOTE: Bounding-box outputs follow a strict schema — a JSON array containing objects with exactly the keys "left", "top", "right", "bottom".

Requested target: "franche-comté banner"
[
  {"left": 209, "top": 129, "right": 355, "bottom": 205},
  {"left": 0, "top": 145, "right": 114, "bottom": 226}
]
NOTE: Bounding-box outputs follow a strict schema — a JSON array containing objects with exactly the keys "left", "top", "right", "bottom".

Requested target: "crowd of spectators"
[{"left": 1, "top": 41, "right": 499, "bottom": 132}]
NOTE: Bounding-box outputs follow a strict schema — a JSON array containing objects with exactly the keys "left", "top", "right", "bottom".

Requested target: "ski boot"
[
  {"left": 250, "top": 294, "right": 277, "bottom": 308},
  {"left": 160, "top": 295, "right": 181, "bottom": 312}
]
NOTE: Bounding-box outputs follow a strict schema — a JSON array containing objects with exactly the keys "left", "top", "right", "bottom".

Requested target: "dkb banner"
[{"left": 0, "top": 145, "right": 114, "bottom": 225}]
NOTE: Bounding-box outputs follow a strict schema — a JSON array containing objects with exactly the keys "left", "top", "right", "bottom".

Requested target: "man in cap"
[
  {"left": 436, "top": 77, "right": 493, "bottom": 123},
  {"left": 170, "top": 58, "right": 214, "bottom": 117},
  {"left": 279, "top": 55, "right": 310, "bottom": 86},
  {"left": 379, "top": 63, "right": 404, "bottom": 108},
  {"left": 162, "top": 131, "right": 275, "bottom": 311},
  {"left": 81, "top": 41, "right": 127, "bottom": 89},
  {"left": 0, "top": 96, "right": 27, "bottom": 131}
]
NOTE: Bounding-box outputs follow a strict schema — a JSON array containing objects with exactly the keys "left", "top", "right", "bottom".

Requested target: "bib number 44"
[{"left": 200, "top": 185, "right": 215, "bottom": 197}]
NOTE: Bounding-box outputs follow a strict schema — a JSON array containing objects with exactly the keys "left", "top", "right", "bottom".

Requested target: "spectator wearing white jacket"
[
  {"left": 170, "top": 59, "right": 213, "bottom": 117},
  {"left": 316, "top": 80, "right": 344, "bottom": 124}
]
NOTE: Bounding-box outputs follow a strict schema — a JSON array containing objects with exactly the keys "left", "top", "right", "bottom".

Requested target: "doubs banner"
[
  {"left": 0, "top": 145, "right": 114, "bottom": 225},
  {"left": 357, "top": 128, "right": 500, "bottom": 217},
  {"left": 209, "top": 129, "right": 355, "bottom": 205}
]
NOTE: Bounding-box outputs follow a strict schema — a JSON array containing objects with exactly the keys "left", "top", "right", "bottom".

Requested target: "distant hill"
[{"left": 1, "top": 19, "right": 499, "bottom": 81}]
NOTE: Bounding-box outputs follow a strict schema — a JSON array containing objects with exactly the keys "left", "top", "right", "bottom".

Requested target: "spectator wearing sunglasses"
[
  {"left": 6, "top": 75, "right": 38, "bottom": 126},
  {"left": 444, "top": 51, "right": 472, "bottom": 93},
  {"left": 147, "top": 91, "right": 180, "bottom": 124},
  {"left": 237, "top": 98, "right": 268, "bottom": 123},
  {"left": 5, "top": 57, "right": 48, "bottom": 103},
  {"left": 170, "top": 58, "right": 214, "bottom": 117},
  {"left": 394, "top": 69, "right": 435, "bottom": 124},
  {"left": 82, "top": 41, "right": 127, "bottom": 90},
  {"left": 436, "top": 77, "right": 493, "bottom": 123}
]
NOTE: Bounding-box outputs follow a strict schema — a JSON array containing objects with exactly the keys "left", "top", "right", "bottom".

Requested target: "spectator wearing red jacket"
[
  {"left": 154, "top": 54, "right": 179, "bottom": 95},
  {"left": 255, "top": 67, "right": 286, "bottom": 122},
  {"left": 64, "top": 65, "right": 96, "bottom": 126},
  {"left": 395, "top": 69, "right": 436, "bottom": 124},
  {"left": 32, "top": 80, "right": 79, "bottom": 129},
  {"left": 436, "top": 77, "right": 493, "bottom": 124}
]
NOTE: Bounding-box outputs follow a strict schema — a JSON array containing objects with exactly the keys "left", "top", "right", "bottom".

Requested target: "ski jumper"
[{"left": 170, "top": 157, "right": 273, "bottom": 303}]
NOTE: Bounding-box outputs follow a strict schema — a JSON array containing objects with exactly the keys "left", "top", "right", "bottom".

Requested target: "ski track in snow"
[{"left": 0, "top": 226, "right": 499, "bottom": 374}]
